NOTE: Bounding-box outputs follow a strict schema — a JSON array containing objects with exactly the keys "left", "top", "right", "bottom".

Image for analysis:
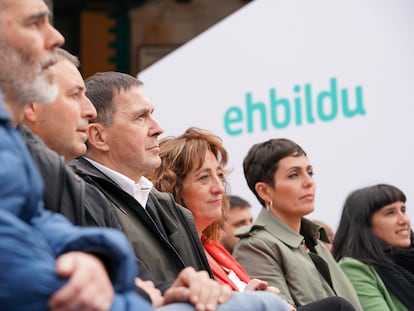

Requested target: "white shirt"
[
  {"left": 84, "top": 158, "right": 152, "bottom": 209},
  {"left": 227, "top": 269, "right": 247, "bottom": 292}
]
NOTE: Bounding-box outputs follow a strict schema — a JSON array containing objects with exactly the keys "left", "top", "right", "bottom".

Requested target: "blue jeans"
[{"left": 157, "top": 291, "right": 290, "bottom": 311}]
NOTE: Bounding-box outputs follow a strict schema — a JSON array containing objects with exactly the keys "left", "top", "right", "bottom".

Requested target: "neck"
[
  {"left": 3, "top": 98, "right": 24, "bottom": 127},
  {"left": 195, "top": 219, "right": 208, "bottom": 239},
  {"left": 196, "top": 225, "right": 203, "bottom": 238},
  {"left": 85, "top": 153, "right": 142, "bottom": 183},
  {"left": 271, "top": 209, "right": 302, "bottom": 233}
]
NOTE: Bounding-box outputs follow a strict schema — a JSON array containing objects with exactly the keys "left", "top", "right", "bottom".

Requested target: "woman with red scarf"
[
  {"left": 148, "top": 127, "right": 357, "bottom": 311},
  {"left": 147, "top": 127, "right": 262, "bottom": 293}
]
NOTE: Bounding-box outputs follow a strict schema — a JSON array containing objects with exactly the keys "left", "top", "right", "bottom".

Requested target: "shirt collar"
[
  {"left": 255, "top": 208, "right": 305, "bottom": 248},
  {"left": 255, "top": 209, "right": 325, "bottom": 247},
  {"left": 84, "top": 157, "right": 153, "bottom": 208}
]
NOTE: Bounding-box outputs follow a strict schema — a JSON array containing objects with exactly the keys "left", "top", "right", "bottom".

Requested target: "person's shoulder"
[
  {"left": 235, "top": 223, "right": 268, "bottom": 241},
  {"left": 339, "top": 256, "right": 365, "bottom": 265},
  {"left": 20, "top": 126, "right": 66, "bottom": 177},
  {"left": 234, "top": 224, "right": 255, "bottom": 238},
  {"left": 69, "top": 157, "right": 94, "bottom": 175},
  {"left": 69, "top": 157, "right": 111, "bottom": 184},
  {"left": 150, "top": 188, "right": 188, "bottom": 213},
  {"left": 150, "top": 187, "right": 172, "bottom": 200},
  {"left": 339, "top": 257, "right": 376, "bottom": 274},
  {"left": 19, "top": 125, "right": 61, "bottom": 160},
  {"left": 150, "top": 188, "right": 179, "bottom": 208}
]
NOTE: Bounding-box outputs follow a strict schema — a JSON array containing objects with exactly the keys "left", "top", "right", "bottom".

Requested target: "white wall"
[{"left": 139, "top": 0, "right": 414, "bottom": 231}]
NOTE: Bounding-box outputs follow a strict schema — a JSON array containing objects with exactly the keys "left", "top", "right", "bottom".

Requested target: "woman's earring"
[{"left": 266, "top": 200, "right": 273, "bottom": 212}]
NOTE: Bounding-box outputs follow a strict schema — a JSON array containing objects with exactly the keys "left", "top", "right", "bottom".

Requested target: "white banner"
[{"left": 139, "top": 0, "right": 414, "bottom": 230}]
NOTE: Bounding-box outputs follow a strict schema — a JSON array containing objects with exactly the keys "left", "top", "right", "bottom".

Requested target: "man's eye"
[{"left": 29, "top": 22, "right": 40, "bottom": 29}]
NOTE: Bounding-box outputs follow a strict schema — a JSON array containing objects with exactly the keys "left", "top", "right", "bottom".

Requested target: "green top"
[{"left": 339, "top": 257, "right": 407, "bottom": 311}]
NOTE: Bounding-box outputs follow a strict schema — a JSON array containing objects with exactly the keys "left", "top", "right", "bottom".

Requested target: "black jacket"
[
  {"left": 19, "top": 125, "right": 121, "bottom": 229},
  {"left": 19, "top": 125, "right": 153, "bottom": 301},
  {"left": 70, "top": 156, "right": 213, "bottom": 292}
]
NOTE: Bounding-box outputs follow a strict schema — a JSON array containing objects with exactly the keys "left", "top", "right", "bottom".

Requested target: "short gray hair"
[{"left": 56, "top": 48, "right": 80, "bottom": 68}]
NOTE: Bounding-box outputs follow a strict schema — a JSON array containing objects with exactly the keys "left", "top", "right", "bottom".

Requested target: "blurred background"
[{"left": 48, "top": 0, "right": 251, "bottom": 78}]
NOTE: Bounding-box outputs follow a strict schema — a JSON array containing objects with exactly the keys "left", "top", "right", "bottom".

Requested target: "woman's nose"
[{"left": 212, "top": 176, "right": 225, "bottom": 193}]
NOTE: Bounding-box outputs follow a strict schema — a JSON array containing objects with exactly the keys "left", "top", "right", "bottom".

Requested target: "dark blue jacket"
[{"left": 0, "top": 96, "right": 152, "bottom": 311}]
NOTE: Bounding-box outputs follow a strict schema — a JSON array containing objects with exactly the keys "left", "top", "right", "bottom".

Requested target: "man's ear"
[
  {"left": 23, "top": 104, "right": 38, "bottom": 123},
  {"left": 87, "top": 123, "right": 110, "bottom": 151},
  {"left": 255, "top": 182, "right": 271, "bottom": 203}
]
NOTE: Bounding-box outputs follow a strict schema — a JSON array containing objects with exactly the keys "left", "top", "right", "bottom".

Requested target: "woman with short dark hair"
[{"left": 232, "top": 138, "right": 362, "bottom": 310}]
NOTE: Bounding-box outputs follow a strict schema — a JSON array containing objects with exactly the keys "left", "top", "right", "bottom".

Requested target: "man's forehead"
[
  {"left": 230, "top": 205, "right": 251, "bottom": 211},
  {"left": 116, "top": 87, "right": 153, "bottom": 106},
  {"left": 0, "top": 0, "right": 50, "bottom": 19},
  {"left": 56, "top": 59, "right": 84, "bottom": 89}
]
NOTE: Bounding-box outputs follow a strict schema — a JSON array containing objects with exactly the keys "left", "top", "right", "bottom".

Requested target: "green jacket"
[
  {"left": 339, "top": 257, "right": 407, "bottom": 311},
  {"left": 233, "top": 208, "right": 362, "bottom": 310}
]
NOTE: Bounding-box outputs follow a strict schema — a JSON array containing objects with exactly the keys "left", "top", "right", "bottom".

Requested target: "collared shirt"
[{"left": 84, "top": 158, "right": 152, "bottom": 209}]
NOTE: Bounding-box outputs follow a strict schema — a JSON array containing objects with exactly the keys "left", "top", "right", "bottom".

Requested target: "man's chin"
[{"left": 144, "top": 159, "right": 162, "bottom": 172}]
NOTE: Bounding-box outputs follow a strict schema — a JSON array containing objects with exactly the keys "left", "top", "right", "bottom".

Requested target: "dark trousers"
[{"left": 298, "top": 297, "right": 356, "bottom": 311}]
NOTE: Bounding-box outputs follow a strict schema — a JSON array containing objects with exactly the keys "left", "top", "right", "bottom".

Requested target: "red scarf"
[{"left": 203, "top": 238, "right": 251, "bottom": 291}]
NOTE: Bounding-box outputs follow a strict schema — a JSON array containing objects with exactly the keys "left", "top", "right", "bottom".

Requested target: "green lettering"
[
  {"left": 342, "top": 86, "right": 366, "bottom": 117},
  {"left": 224, "top": 107, "right": 244, "bottom": 136},
  {"left": 246, "top": 92, "right": 267, "bottom": 133},
  {"left": 270, "top": 88, "right": 290, "bottom": 128},
  {"left": 317, "top": 78, "right": 338, "bottom": 121}
]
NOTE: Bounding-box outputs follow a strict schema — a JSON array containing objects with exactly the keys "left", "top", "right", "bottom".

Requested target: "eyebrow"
[
  {"left": 285, "top": 165, "right": 313, "bottom": 171},
  {"left": 132, "top": 107, "right": 152, "bottom": 116},
  {"left": 387, "top": 203, "right": 406, "bottom": 209},
  {"left": 68, "top": 85, "right": 84, "bottom": 94},
  {"left": 200, "top": 163, "right": 224, "bottom": 175},
  {"left": 25, "top": 10, "right": 52, "bottom": 25},
  {"left": 195, "top": 167, "right": 211, "bottom": 175}
]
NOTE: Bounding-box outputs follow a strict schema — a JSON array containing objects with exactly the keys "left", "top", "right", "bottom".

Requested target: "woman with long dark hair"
[{"left": 333, "top": 183, "right": 413, "bottom": 311}]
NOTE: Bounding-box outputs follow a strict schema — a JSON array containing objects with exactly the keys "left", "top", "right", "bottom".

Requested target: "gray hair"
[
  {"left": 56, "top": 48, "right": 80, "bottom": 68},
  {"left": 85, "top": 71, "right": 143, "bottom": 126}
]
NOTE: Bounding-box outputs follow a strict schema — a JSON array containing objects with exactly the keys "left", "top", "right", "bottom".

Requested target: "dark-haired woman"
[
  {"left": 333, "top": 183, "right": 413, "bottom": 311},
  {"left": 232, "top": 138, "right": 362, "bottom": 310}
]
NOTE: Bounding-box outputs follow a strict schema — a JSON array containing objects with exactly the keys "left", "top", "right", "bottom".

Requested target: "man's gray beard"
[
  {"left": 10, "top": 74, "right": 59, "bottom": 106},
  {"left": 0, "top": 38, "right": 58, "bottom": 106}
]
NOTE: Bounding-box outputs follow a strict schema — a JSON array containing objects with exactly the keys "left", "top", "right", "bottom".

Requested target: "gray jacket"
[{"left": 233, "top": 208, "right": 362, "bottom": 310}]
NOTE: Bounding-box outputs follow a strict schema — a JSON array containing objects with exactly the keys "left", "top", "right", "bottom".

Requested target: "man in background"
[{"left": 220, "top": 195, "right": 253, "bottom": 254}]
